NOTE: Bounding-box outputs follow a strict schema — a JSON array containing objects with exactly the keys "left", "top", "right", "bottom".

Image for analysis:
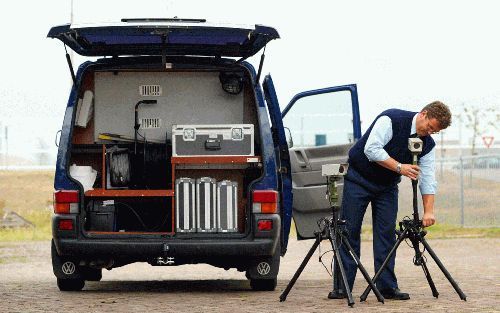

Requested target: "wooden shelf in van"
[
  {"left": 85, "top": 189, "right": 174, "bottom": 197},
  {"left": 171, "top": 156, "right": 261, "bottom": 164}
]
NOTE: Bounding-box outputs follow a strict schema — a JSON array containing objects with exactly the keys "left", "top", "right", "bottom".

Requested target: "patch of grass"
[
  {"left": 0, "top": 170, "right": 54, "bottom": 215},
  {"left": 424, "top": 223, "right": 500, "bottom": 239},
  {"left": 0, "top": 256, "right": 28, "bottom": 264},
  {"left": 0, "top": 210, "right": 52, "bottom": 241},
  {"left": 360, "top": 224, "right": 499, "bottom": 240},
  {"left": 0, "top": 170, "right": 54, "bottom": 242}
]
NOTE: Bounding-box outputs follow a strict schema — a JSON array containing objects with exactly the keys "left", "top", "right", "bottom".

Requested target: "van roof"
[{"left": 47, "top": 19, "right": 279, "bottom": 58}]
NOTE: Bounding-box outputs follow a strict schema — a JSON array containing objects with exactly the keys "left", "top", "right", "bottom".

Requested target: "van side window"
[{"left": 283, "top": 91, "right": 354, "bottom": 147}]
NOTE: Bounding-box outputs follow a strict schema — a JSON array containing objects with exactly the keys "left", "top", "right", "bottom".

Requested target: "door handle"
[{"left": 294, "top": 150, "right": 310, "bottom": 168}]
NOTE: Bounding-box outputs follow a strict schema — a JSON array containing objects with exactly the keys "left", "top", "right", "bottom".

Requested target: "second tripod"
[
  {"left": 360, "top": 138, "right": 467, "bottom": 302},
  {"left": 279, "top": 164, "right": 384, "bottom": 307}
]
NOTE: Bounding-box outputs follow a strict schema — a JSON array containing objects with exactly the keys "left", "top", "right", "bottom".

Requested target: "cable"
[
  {"left": 319, "top": 249, "right": 334, "bottom": 277},
  {"left": 108, "top": 148, "right": 131, "bottom": 187},
  {"left": 115, "top": 201, "right": 150, "bottom": 231},
  {"left": 115, "top": 201, "right": 169, "bottom": 232}
]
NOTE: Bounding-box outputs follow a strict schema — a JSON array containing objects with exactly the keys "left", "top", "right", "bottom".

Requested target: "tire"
[
  {"left": 250, "top": 278, "right": 277, "bottom": 291},
  {"left": 57, "top": 278, "right": 85, "bottom": 291}
]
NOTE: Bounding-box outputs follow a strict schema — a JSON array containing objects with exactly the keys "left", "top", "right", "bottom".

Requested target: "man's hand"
[
  {"left": 422, "top": 212, "right": 436, "bottom": 227},
  {"left": 401, "top": 164, "right": 420, "bottom": 180}
]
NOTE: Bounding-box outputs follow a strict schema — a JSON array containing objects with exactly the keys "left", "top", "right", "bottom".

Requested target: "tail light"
[
  {"left": 53, "top": 190, "right": 79, "bottom": 214},
  {"left": 257, "top": 219, "right": 273, "bottom": 231},
  {"left": 58, "top": 219, "right": 74, "bottom": 231},
  {"left": 252, "top": 190, "right": 278, "bottom": 214}
]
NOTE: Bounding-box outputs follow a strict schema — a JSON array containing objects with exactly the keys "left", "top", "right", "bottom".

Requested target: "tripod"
[
  {"left": 279, "top": 174, "right": 384, "bottom": 307},
  {"left": 360, "top": 148, "right": 467, "bottom": 302}
]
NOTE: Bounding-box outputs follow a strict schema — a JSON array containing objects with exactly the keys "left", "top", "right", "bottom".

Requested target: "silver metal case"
[
  {"left": 196, "top": 177, "right": 217, "bottom": 232},
  {"left": 175, "top": 178, "right": 196, "bottom": 233},
  {"left": 172, "top": 124, "right": 254, "bottom": 156},
  {"left": 217, "top": 180, "right": 238, "bottom": 233}
]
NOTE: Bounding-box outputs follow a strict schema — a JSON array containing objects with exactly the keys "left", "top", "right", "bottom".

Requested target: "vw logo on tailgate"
[
  {"left": 257, "top": 262, "right": 271, "bottom": 276},
  {"left": 61, "top": 261, "right": 76, "bottom": 275}
]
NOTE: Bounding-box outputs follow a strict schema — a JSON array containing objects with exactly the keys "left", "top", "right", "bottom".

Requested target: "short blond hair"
[{"left": 422, "top": 101, "right": 452, "bottom": 129}]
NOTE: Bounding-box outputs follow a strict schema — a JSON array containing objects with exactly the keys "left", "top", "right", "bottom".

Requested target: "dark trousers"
[{"left": 337, "top": 167, "right": 399, "bottom": 291}]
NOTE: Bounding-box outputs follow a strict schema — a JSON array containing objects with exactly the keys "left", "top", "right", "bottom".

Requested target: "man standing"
[{"left": 333, "top": 101, "right": 451, "bottom": 300}]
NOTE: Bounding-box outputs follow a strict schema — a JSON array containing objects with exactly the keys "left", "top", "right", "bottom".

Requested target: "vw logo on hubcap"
[
  {"left": 61, "top": 261, "right": 76, "bottom": 275},
  {"left": 256, "top": 262, "right": 271, "bottom": 276}
]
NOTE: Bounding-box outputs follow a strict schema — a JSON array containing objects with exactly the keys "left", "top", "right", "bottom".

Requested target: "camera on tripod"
[
  {"left": 281, "top": 161, "right": 384, "bottom": 307},
  {"left": 322, "top": 163, "right": 348, "bottom": 177},
  {"left": 408, "top": 138, "right": 423, "bottom": 154}
]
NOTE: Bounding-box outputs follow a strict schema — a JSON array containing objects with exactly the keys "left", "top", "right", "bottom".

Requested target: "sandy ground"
[{"left": 0, "top": 238, "right": 499, "bottom": 313}]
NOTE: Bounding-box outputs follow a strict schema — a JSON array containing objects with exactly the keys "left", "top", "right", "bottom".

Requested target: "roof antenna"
[{"left": 255, "top": 46, "right": 266, "bottom": 85}]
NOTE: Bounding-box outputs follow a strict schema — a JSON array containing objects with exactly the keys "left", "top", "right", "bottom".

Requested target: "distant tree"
[
  {"left": 461, "top": 104, "right": 499, "bottom": 185},
  {"left": 462, "top": 105, "right": 499, "bottom": 155}
]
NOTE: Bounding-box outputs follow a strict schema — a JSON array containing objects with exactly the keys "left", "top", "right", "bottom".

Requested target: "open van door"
[
  {"left": 282, "top": 85, "right": 361, "bottom": 239},
  {"left": 263, "top": 75, "right": 293, "bottom": 255}
]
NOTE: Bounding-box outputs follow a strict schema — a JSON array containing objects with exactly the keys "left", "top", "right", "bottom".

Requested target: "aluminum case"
[{"left": 172, "top": 124, "right": 254, "bottom": 156}]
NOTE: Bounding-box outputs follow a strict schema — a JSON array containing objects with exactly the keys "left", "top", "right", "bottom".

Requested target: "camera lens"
[
  {"left": 415, "top": 143, "right": 421, "bottom": 149},
  {"left": 339, "top": 166, "right": 344, "bottom": 173}
]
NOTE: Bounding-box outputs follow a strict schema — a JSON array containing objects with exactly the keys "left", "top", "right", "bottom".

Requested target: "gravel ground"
[{"left": 0, "top": 238, "right": 499, "bottom": 313}]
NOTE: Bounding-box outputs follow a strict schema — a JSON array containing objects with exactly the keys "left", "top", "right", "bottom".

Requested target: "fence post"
[{"left": 459, "top": 156, "right": 465, "bottom": 227}]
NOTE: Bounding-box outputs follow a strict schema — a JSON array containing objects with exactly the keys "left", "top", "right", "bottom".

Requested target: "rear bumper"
[
  {"left": 52, "top": 214, "right": 280, "bottom": 260},
  {"left": 54, "top": 237, "right": 276, "bottom": 258}
]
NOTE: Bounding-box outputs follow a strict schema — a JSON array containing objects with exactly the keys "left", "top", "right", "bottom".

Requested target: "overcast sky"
[{"left": 1, "top": 0, "right": 499, "bottom": 161}]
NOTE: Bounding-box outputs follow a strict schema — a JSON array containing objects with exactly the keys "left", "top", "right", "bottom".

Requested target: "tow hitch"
[{"left": 155, "top": 256, "right": 175, "bottom": 265}]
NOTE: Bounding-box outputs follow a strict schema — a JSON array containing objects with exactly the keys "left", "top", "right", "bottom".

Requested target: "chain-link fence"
[
  {"left": 431, "top": 154, "right": 499, "bottom": 227},
  {"left": 362, "top": 154, "right": 500, "bottom": 228}
]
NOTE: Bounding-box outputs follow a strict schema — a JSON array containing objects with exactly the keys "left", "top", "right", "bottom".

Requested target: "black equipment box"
[{"left": 88, "top": 200, "right": 116, "bottom": 231}]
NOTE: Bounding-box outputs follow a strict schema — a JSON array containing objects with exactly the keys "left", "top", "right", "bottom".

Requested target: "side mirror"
[{"left": 284, "top": 127, "right": 293, "bottom": 148}]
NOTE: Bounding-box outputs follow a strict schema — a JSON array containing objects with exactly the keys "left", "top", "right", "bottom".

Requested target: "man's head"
[{"left": 415, "top": 101, "right": 451, "bottom": 136}]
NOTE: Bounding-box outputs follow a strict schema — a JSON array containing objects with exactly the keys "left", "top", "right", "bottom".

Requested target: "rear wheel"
[
  {"left": 247, "top": 246, "right": 281, "bottom": 291},
  {"left": 57, "top": 278, "right": 85, "bottom": 291},
  {"left": 250, "top": 278, "right": 277, "bottom": 291}
]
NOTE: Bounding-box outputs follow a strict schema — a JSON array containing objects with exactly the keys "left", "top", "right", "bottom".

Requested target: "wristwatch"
[{"left": 396, "top": 163, "right": 402, "bottom": 174}]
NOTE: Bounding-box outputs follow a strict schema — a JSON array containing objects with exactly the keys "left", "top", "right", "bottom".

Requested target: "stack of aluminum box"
[
  {"left": 175, "top": 177, "right": 238, "bottom": 233},
  {"left": 196, "top": 177, "right": 217, "bottom": 233},
  {"left": 217, "top": 180, "right": 238, "bottom": 233},
  {"left": 175, "top": 178, "right": 196, "bottom": 233}
]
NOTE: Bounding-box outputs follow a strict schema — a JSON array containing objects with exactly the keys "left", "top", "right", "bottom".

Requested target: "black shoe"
[
  {"left": 380, "top": 288, "right": 410, "bottom": 300},
  {"left": 328, "top": 290, "right": 347, "bottom": 299}
]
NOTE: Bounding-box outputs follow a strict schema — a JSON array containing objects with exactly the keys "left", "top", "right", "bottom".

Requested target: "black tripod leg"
[
  {"left": 420, "top": 259, "right": 439, "bottom": 298},
  {"left": 360, "top": 227, "right": 410, "bottom": 302},
  {"left": 421, "top": 238, "right": 467, "bottom": 301},
  {"left": 279, "top": 236, "right": 321, "bottom": 302},
  {"left": 330, "top": 236, "right": 355, "bottom": 307},
  {"left": 340, "top": 234, "right": 385, "bottom": 303}
]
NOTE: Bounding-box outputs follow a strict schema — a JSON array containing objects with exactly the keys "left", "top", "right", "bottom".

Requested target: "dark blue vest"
[{"left": 348, "top": 109, "right": 435, "bottom": 186}]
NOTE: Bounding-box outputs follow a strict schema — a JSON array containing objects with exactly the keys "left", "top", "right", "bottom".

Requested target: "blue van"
[{"left": 48, "top": 19, "right": 361, "bottom": 291}]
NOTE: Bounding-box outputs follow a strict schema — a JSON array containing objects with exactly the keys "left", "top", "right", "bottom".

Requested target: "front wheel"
[
  {"left": 57, "top": 278, "right": 85, "bottom": 291},
  {"left": 250, "top": 278, "right": 277, "bottom": 291}
]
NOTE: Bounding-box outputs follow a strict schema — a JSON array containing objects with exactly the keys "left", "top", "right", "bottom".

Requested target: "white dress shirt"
[{"left": 363, "top": 114, "right": 437, "bottom": 195}]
